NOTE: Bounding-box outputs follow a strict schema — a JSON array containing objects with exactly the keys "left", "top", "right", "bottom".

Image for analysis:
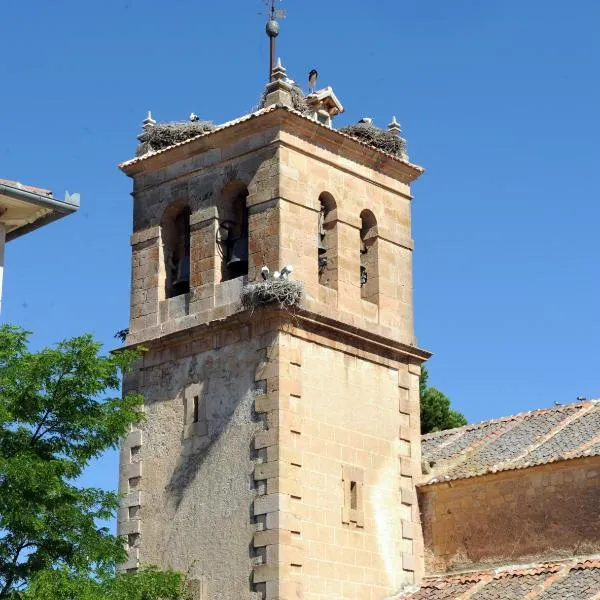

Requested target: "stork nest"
[
  {"left": 258, "top": 82, "right": 311, "bottom": 115},
  {"left": 136, "top": 120, "right": 215, "bottom": 156},
  {"left": 339, "top": 123, "right": 407, "bottom": 159},
  {"left": 240, "top": 280, "right": 304, "bottom": 312}
]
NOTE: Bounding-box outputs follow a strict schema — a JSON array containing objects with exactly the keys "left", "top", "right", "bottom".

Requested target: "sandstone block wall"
[
  {"left": 127, "top": 130, "right": 282, "bottom": 341},
  {"left": 119, "top": 108, "right": 428, "bottom": 599},
  {"left": 119, "top": 320, "right": 275, "bottom": 598},
  {"left": 419, "top": 456, "right": 600, "bottom": 574},
  {"left": 249, "top": 325, "right": 424, "bottom": 600},
  {"left": 277, "top": 133, "right": 415, "bottom": 346},
  {"left": 125, "top": 112, "right": 419, "bottom": 352}
]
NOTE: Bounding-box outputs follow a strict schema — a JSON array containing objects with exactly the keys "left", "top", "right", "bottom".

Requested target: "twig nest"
[
  {"left": 136, "top": 120, "right": 215, "bottom": 156},
  {"left": 240, "top": 280, "right": 304, "bottom": 312},
  {"left": 258, "top": 83, "right": 311, "bottom": 115},
  {"left": 339, "top": 122, "right": 407, "bottom": 158}
]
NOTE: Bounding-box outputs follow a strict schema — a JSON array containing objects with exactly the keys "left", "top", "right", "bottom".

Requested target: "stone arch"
[
  {"left": 161, "top": 199, "right": 191, "bottom": 299},
  {"left": 359, "top": 209, "right": 379, "bottom": 304},
  {"left": 318, "top": 191, "right": 338, "bottom": 290},
  {"left": 215, "top": 181, "right": 249, "bottom": 282}
]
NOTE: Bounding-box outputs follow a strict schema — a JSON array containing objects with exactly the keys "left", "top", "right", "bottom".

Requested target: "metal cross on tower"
[{"left": 262, "top": 0, "right": 286, "bottom": 81}]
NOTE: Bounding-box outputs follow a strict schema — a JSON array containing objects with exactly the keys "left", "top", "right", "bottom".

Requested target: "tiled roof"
[
  {"left": 119, "top": 104, "right": 423, "bottom": 174},
  {"left": 421, "top": 399, "right": 600, "bottom": 485},
  {"left": 397, "top": 559, "right": 600, "bottom": 599},
  {"left": 0, "top": 178, "right": 52, "bottom": 196}
]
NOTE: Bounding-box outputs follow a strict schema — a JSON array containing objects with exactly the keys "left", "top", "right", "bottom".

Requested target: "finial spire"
[
  {"left": 264, "top": 1, "right": 286, "bottom": 82},
  {"left": 388, "top": 115, "right": 401, "bottom": 135},
  {"left": 263, "top": 57, "right": 293, "bottom": 108},
  {"left": 271, "top": 57, "right": 287, "bottom": 81},
  {"left": 387, "top": 116, "right": 409, "bottom": 160},
  {"left": 143, "top": 110, "right": 156, "bottom": 129},
  {"left": 137, "top": 110, "right": 156, "bottom": 142}
]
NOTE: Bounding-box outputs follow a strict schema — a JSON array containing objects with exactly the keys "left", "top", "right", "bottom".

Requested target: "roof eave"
[
  {"left": 119, "top": 105, "right": 424, "bottom": 184},
  {"left": 0, "top": 183, "right": 79, "bottom": 242}
]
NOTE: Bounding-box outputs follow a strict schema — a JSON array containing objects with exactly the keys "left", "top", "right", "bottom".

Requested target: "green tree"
[
  {"left": 419, "top": 366, "right": 467, "bottom": 434},
  {"left": 22, "top": 566, "right": 185, "bottom": 600},
  {"left": 0, "top": 325, "right": 185, "bottom": 599}
]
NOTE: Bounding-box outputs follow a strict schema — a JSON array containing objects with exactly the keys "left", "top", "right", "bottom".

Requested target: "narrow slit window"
[
  {"left": 342, "top": 465, "right": 365, "bottom": 528},
  {"left": 350, "top": 481, "right": 357, "bottom": 510},
  {"left": 184, "top": 387, "right": 208, "bottom": 439},
  {"left": 193, "top": 396, "right": 199, "bottom": 423}
]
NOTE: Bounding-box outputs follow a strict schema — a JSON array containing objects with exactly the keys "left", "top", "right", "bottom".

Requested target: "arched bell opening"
[
  {"left": 359, "top": 209, "right": 379, "bottom": 305},
  {"left": 317, "top": 192, "right": 338, "bottom": 290},
  {"left": 162, "top": 202, "right": 191, "bottom": 299},
  {"left": 216, "top": 183, "right": 249, "bottom": 282}
]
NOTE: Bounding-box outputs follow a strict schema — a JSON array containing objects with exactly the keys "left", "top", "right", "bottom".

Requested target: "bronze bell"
[
  {"left": 172, "top": 255, "right": 190, "bottom": 286},
  {"left": 171, "top": 255, "right": 190, "bottom": 295},
  {"left": 227, "top": 236, "right": 249, "bottom": 276},
  {"left": 317, "top": 234, "right": 327, "bottom": 255}
]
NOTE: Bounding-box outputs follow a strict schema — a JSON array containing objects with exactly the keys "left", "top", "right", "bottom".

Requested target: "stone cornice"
[
  {"left": 120, "top": 305, "right": 431, "bottom": 368},
  {"left": 119, "top": 106, "right": 424, "bottom": 186}
]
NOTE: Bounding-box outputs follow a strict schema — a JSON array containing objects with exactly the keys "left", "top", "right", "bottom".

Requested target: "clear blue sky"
[{"left": 2, "top": 0, "right": 599, "bottom": 500}]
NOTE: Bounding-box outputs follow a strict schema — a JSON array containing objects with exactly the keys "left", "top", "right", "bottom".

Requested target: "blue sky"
[{"left": 2, "top": 0, "right": 599, "bottom": 500}]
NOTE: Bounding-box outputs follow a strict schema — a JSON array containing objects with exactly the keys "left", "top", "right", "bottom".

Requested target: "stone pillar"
[{"left": 263, "top": 59, "right": 293, "bottom": 109}]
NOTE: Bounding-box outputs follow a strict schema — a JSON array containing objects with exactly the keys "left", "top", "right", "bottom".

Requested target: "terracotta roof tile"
[
  {"left": 421, "top": 400, "right": 600, "bottom": 485},
  {"left": 535, "top": 568, "right": 600, "bottom": 599},
  {"left": 118, "top": 104, "right": 423, "bottom": 174},
  {"left": 469, "top": 573, "right": 549, "bottom": 599},
  {"left": 397, "top": 559, "right": 600, "bottom": 599}
]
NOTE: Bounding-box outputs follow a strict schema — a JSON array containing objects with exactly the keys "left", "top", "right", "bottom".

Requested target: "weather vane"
[{"left": 262, "top": 0, "right": 286, "bottom": 81}]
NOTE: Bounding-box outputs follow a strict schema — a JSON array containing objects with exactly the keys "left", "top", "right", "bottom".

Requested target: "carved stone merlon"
[
  {"left": 388, "top": 115, "right": 401, "bottom": 135},
  {"left": 263, "top": 58, "right": 294, "bottom": 108},
  {"left": 137, "top": 110, "right": 156, "bottom": 141},
  {"left": 388, "top": 115, "right": 409, "bottom": 161},
  {"left": 306, "top": 86, "right": 344, "bottom": 127}
]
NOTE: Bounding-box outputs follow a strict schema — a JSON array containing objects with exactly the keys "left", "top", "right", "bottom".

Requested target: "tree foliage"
[
  {"left": 419, "top": 366, "right": 467, "bottom": 434},
  {"left": 0, "top": 325, "right": 185, "bottom": 599},
  {"left": 21, "top": 566, "right": 186, "bottom": 600}
]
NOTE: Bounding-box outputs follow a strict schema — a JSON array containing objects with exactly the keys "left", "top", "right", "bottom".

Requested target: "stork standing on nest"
[{"left": 308, "top": 69, "right": 318, "bottom": 94}]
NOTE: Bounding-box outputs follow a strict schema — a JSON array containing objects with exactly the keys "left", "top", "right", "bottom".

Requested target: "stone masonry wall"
[
  {"left": 120, "top": 110, "right": 428, "bottom": 598},
  {"left": 277, "top": 132, "right": 415, "bottom": 347},
  {"left": 119, "top": 320, "right": 276, "bottom": 599},
  {"left": 127, "top": 131, "right": 281, "bottom": 340},
  {"left": 419, "top": 456, "right": 600, "bottom": 574},
  {"left": 256, "top": 328, "right": 424, "bottom": 600}
]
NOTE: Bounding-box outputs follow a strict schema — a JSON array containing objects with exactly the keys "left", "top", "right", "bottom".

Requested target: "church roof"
[
  {"left": 119, "top": 104, "right": 423, "bottom": 181},
  {"left": 420, "top": 399, "right": 600, "bottom": 486},
  {"left": 397, "top": 558, "right": 600, "bottom": 599}
]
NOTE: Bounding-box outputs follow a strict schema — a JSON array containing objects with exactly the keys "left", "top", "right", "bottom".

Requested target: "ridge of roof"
[
  {"left": 422, "top": 398, "right": 599, "bottom": 441},
  {"left": 118, "top": 104, "right": 423, "bottom": 174},
  {"left": 420, "top": 398, "right": 600, "bottom": 486}
]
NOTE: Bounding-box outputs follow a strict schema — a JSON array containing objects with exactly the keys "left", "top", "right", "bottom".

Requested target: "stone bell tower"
[{"left": 117, "top": 59, "right": 429, "bottom": 599}]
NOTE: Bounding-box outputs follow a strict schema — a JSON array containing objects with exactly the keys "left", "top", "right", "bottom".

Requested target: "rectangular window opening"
[
  {"left": 350, "top": 481, "right": 358, "bottom": 510},
  {"left": 342, "top": 465, "right": 365, "bottom": 528},
  {"left": 130, "top": 445, "right": 141, "bottom": 461},
  {"left": 193, "top": 396, "right": 199, "bottom": 423},
  {"left": 128, "top": 477, "right": 141, "bottom": 491}
]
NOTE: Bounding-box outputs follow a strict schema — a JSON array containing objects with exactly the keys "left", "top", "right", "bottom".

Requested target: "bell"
[
  {"left": 227, "top": 237, "right": 248, "bottom": 274},
  {"left": 317, "top": 235, "right": 327, "bottom": 255},
  {"left": 171, "top": 255, "right": 190, "bottom": 295},
  {"left": 173, "top": 255, "right": 190, "bottom": 286}
]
